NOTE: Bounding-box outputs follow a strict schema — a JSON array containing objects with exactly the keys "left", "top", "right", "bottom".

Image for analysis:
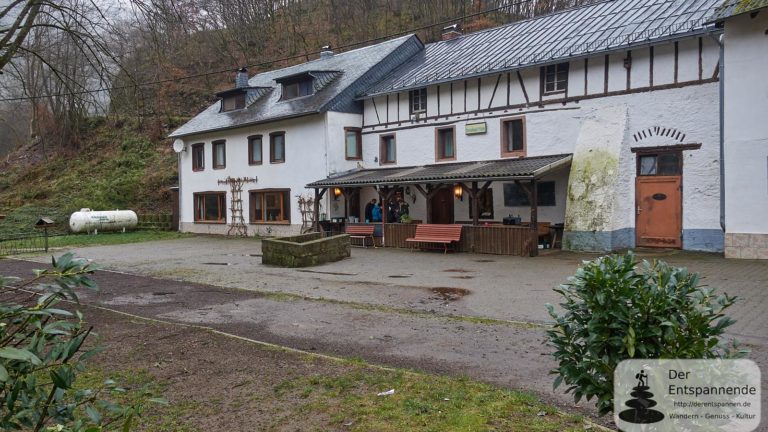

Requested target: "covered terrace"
[{"left": 306, "top": 153, "right": 572, "bottom": 257}]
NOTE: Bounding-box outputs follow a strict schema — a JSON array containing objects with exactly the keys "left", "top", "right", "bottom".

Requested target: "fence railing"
[{"left": 0, "top": 232, "right": 50, "bottom": 256}]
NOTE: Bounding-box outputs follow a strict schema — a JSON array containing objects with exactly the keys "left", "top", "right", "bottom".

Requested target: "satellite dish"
[{"left": 173, "top": 139, "right": 186, "bottom": 153}]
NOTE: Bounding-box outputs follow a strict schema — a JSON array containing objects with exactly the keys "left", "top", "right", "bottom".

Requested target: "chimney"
[
  {"left": 320, "top": 45, "right": 334, "bottom": 59},
  {"left": 442, "top": 23, "right": 462, "bottom": 41},
  {"left": 235, "top": 67, "right": 249, "bottom": 88}
]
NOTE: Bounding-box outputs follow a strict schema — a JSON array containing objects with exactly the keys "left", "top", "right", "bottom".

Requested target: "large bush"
[
  {"left": 0, "top": 254, "right": 158, "bottom": 430},
  {"left": 545, "top": 253, "right": 743, "bottom": 415}
]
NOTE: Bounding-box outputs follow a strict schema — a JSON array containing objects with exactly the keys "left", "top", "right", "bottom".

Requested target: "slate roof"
[
  {"left": 362, "top": 0, "right": 722, "bottom": 97},
  {"left": 169, "top": 35, "right": 423, "bottom": 138},
  {"left": 306, "top": 154, "right": 572, "bottom": 188},
  {"left": 709, "top": 0, "right": 768, "bottom": 21}
]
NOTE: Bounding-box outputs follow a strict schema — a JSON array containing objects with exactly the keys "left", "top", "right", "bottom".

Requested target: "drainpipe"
[{"left": 713, "top": 33, "right": 726, "bottom": 232}]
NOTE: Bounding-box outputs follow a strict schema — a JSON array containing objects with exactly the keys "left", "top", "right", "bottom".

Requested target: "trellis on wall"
[
  {"left": 297, "top": 194, "right": 316, "bottom": 234},
  {"left": 218, "top": 176, "right": 257, "bottom": 236}
]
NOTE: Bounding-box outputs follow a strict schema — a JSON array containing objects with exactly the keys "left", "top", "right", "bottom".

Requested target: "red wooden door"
[
  {"left": 431, "top": 188, "right": 455, "bottom": 224},
  {"left": 635, "top": 176, "right": 682, "bottom": 248}
]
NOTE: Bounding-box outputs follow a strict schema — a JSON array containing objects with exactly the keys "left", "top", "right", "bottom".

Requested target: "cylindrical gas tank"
[{"left": 69, "top": 209, "right": 138, "bottom": 233}]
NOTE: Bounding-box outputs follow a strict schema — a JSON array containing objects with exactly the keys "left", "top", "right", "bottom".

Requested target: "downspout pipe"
[{"left": 711, "top": 32, "right": 725, "bottom": 232}]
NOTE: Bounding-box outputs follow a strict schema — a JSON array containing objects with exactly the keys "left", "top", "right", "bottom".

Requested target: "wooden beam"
[
  {"left": 471, "top": 182, "right": 480, "bottom": 226},
  {"left": 516, "top": 70, "right": 530, "bottom": 106},
  {"left": 529, "top": 180, "right": 538, "bottom": 257},
  {"left": 313, "top": 188, "right": 324, "bottom": 232}
]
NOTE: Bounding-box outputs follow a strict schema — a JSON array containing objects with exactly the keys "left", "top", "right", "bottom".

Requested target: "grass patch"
[
  {"left": 45, "top": 231, "right": 193, "bottom": 248},
  {"left": 272, "top": 366, "right": 585, "bottom": 431}
]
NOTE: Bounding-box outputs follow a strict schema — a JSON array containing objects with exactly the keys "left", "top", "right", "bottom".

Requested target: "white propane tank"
[{"left": 69, "top": 209, "right": 138, "bottom": 234}]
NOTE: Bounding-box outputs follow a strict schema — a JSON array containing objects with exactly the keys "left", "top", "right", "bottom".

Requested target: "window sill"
[
  {"left": 194, "top": 220, "right": 226, "bottom": 224},
  {"left": 248, "top": 162, "right": 263, "bottom": 166},
  {"left": 250, "top": 221, "right": 291, "bottom": 225},
  {"left": 380, "top": 161, "right": 396, "bottom": 166},
  {"left": 213, "top": 166, "right": 226, "bottom": 170},
  {"left": 435, "top": 156, "right": 456, "bottom": 162},
  {"left": 192, "top": 168, "right": 205, "bottom": 172},
  {"left": 543, "top": 90, "right": 566, "bottom": 96},
  {"left": 270, "top": 160, "right": 286, "bottom": 164},
  {"left": 501, "top": 152, "right": 526, "bottom": 158},
  {"left": 345, "top": 157, "right": 363, "bottom": 161}
]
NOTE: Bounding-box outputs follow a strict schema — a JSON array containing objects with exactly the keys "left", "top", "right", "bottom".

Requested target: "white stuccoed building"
[
  {"left": 712, "top": 0, "right": 768, "bottom": 259},
  {"left": 170, "top": 0, "right": 768, "bottom": 258}
]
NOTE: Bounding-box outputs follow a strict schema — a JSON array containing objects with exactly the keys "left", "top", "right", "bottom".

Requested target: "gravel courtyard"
[{"left": 6, "top": 235, "right": 767, "bottom": 425}]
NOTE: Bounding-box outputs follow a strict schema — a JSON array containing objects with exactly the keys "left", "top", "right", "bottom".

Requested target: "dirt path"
[
  {"left": 2, "top": 257, "right": 765, "bottom": 429},
  {"left": 0, "top": 259, "right": 593, "bottom": 419}
]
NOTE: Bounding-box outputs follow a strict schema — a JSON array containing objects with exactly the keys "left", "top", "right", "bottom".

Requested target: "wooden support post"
[
  {"left": 515, "top": 180, "right": 538, "bottom": 257},
  {"left": 414, "top": 183, "right": 444, "bottom": 224},
  {"left": 341, "top": 188, "right": 350, "bottom": 221},
  {"left": 529, "top": 180, "right": 538, "bottom": 257},
  {"left": 470, "top": 182, "right": 480, "bottom": 226},
  {"left": 313, "top": 188, "right": 321, "bottom": 232}
]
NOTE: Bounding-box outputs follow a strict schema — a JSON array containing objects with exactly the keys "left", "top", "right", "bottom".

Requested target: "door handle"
[{"left": 636, "top": 205, "right": 641, "bottom": 215}]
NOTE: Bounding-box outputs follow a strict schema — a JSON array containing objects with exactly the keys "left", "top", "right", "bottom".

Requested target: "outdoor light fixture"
[
  {"left": 333, "top": 187, "right": 343, "bottom": 199},
  {"left": 454, "top": 184, "right": 463, "bottom": 200}
]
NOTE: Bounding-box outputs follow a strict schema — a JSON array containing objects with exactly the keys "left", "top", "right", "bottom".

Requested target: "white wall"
[
  {"left": 724, "top": 12, "right": 768, "bottom": 234},
  {"left": 360, "top": 37, "right": 722, "bottom": 250},
  {"left": 178, "top": 113, "right": 355, "bottom": 236}
]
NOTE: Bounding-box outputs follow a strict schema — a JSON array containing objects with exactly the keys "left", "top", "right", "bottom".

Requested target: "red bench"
[
  {"left": 346, "top": 225, "right": 375, "bottom": 248},
  {"left": 405, "top": 224, "right": 463, "bottom": 253}
]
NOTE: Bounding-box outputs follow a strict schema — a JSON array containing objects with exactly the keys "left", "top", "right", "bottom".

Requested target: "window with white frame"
[{"left": 409, "top": 88, "right": 427, "bottom": 114}]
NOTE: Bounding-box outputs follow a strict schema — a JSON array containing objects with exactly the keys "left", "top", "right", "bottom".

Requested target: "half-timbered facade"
[
  {"left": 173, "top": 0, "right": 768, "bottom": 257},
  {"left": 350, "top": 0, "right": 725, "bottom": 252}
]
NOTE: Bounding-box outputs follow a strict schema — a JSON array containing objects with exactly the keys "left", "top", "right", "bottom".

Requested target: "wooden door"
[
  {"left": 635, "top": 176, "right": 682, "bottom": 248},
  {"left": 431, "top": 188, "right": 455, "bottom": 224}
]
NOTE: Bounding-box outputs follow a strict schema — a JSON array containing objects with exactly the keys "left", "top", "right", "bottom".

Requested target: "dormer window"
[
  {"left": 275, "top": 70, "right": 341, "bottom": 101},
  {"left": 222, "top": 93, "right": 246, "bottom": 112},
  {"left": 282, "top": 79, "right": 314, "bottom": 100}
]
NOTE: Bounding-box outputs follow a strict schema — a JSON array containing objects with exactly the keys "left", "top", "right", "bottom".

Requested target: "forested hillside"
[{"left": 0, "top": 0, "right": 595, "bottom": 234}]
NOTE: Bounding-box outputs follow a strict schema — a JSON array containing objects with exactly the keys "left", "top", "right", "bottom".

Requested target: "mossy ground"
[{"left": 0, "top": 117, "right": 179, "bottom": 237}]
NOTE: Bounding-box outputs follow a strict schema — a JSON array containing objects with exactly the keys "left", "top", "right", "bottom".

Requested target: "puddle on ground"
[
  {"left": 225, "top": 254, "right": 262, "bottom": 257},
  {"left": 296, "top": 269, "right": 358, "bottom": 276},
  {"left": 152, "top": 292, "right": 175, "bottom": 296},
  {"left": 474, "top": 259, "right": 495, "bottom": 263},
  {"left": 201, "top": 262, "right": 233, "bottom": 266},
  {"left": 442, "top": 268, "right": 474, "bottom": 273},
  {"left": 450, "top": 275, "right": 475, "bottom": 279},
  {"left": 388, "top": 274, "right": 412, "bottom": 278},
  {"left": 429, "top": 287, "right": 471, "bottom": 301}
]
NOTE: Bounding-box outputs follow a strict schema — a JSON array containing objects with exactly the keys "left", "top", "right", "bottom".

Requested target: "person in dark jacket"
[{"left": 364, "top": 198, "right": 376, "bottom": 222}]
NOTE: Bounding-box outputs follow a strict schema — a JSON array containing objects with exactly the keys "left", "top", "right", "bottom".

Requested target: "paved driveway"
[
  {"left": 4, "top": 236, "right": 768, "bottom": 426},
  {"left": 29, "top": 236, "right": 768, "bottom": 344}
]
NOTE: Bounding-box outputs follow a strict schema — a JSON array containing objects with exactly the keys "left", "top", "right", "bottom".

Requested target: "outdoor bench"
[
  {"left": 345, "top": 225, "right": 375, "bottom": 248},
  {"left": 405, "top": 224, "right": 463, "bottom": 253}
]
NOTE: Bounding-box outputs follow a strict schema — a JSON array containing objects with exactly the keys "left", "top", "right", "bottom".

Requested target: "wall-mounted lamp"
[
  {"left": 623, "top": 57, "right": 632, "bottom": 69},
  {"left": 453, "top": 184, "right": 463, "bottom": 200},
  {"left": 333, "top": 187, "right": 343, "bottom": 200}
]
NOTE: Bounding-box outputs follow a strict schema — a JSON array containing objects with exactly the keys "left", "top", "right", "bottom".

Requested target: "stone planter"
[{"left": 261, "top": 232, "right": 351, "bottom": 267}]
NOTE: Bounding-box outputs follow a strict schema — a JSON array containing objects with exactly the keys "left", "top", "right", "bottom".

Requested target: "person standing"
[
  {"left": 372, "top": 201, "right": 382, "bottom": 222},
  {"left": 364, "top": 198, "right": 376, "bottom": 222}
]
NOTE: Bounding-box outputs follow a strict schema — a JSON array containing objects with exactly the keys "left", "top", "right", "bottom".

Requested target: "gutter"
[
  {"left": 168, "top": 112, "right": 319, "bottom": 140},
  {"left": 712, "top": 32, "right": 725, "bottom": 232}
]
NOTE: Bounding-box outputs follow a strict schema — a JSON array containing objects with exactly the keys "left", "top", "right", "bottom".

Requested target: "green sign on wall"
[{"left": 465, "top": 122, "right": 487, "bottom": 135}]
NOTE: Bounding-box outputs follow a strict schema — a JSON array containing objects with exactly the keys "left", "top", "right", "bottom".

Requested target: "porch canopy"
[{"left": 306, "top": 153, "right": 572, "bottom": 255}]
